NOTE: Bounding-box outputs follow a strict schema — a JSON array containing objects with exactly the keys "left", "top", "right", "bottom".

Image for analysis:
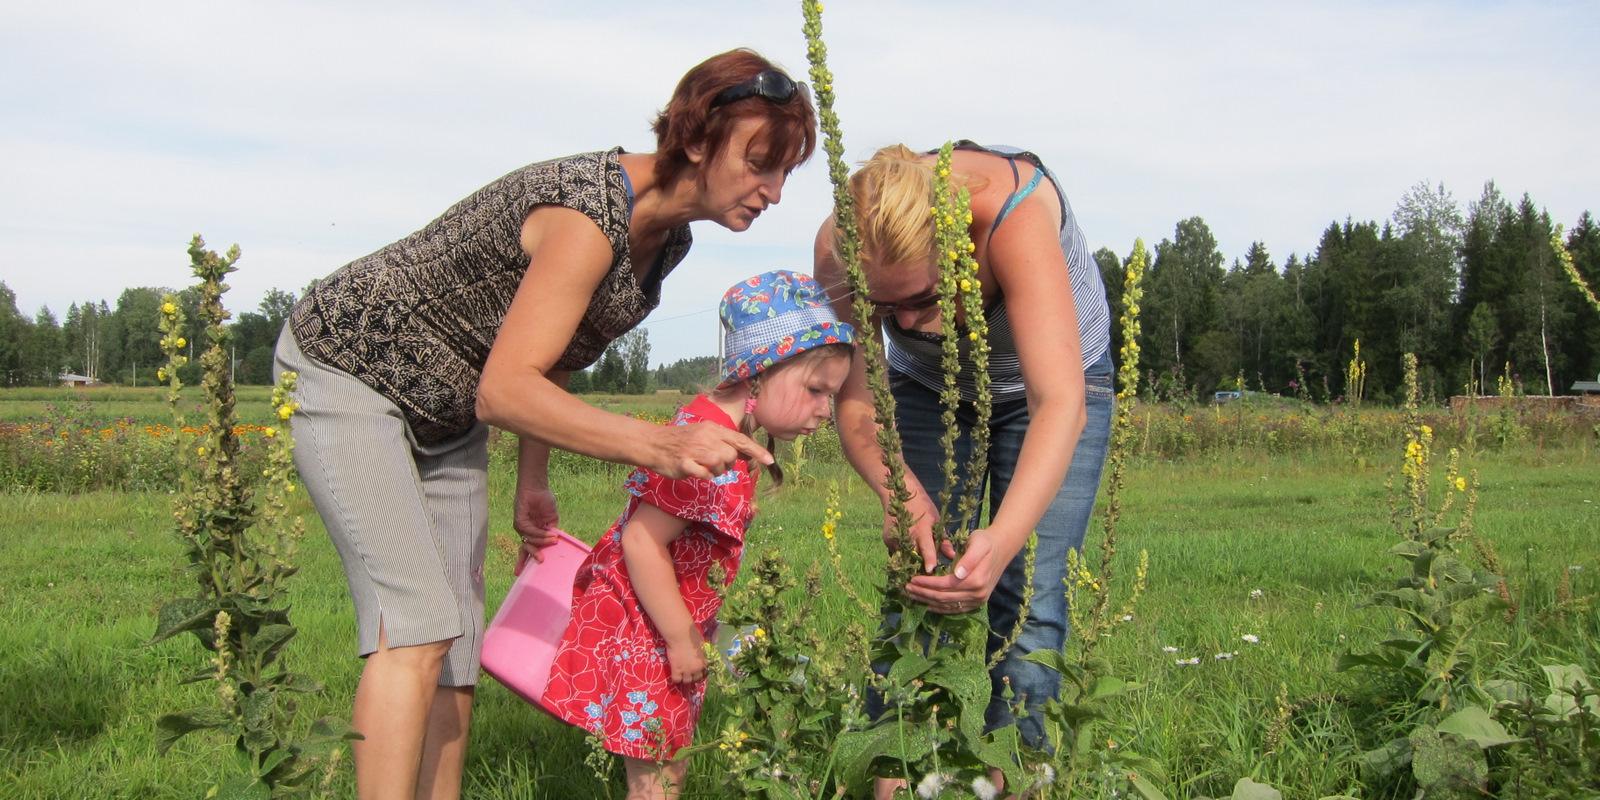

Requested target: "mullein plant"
[
  {"left": 1554, "top": 225, "right": 1600, "bottom": 315},
  {"left": 1345, "top": 339, "right": 1367, "bottom": 408},
  {"left": 150, "top": 236, "right": 355, "bottom": 797},
  {"left": 1029, "top": 242, "right": 1162, "bottom": 800},
  {"left": 1492, "top": 364, "right": 1526, "bottom": 449},
  {"left": 798, "top": 3, "right": 1040, "bottom": 794},
  {"left": 1337, "top": 353, "right": 1517, "bottom": 797},
  {"left": 801, "top": 0, "right": 915, "bottom": 581},
  {"left": 930, "top": 142, "right": 992, "bottom": 547}
]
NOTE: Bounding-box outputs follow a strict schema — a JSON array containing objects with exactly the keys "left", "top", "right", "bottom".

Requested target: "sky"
[{"left": 3, "top": 0, "right": 1596, "bottom": 367}]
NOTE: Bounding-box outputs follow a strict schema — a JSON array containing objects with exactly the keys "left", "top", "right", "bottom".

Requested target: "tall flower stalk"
[
  {"left": 1085, "top": 240, "right": 1150, "bottom": 641},
  {"left": 1035, "top": 242, "right": 1158, "bottom": 799},
  {"left": 1345, "top": 339, "right": 1367, "bottom": 407},
  {"left": 151, "top": 235, "right": 353, "bottom": 796},
  {"left": 1555, "top": 226, "right": 1600, "bottom": 315},
  {"left": 802, "top": 0, "right": 916, "bottom": 581},
  {"left": 932, "top": 142, "right": 993, "bottom": 548},
  {"left": 802, "top": 4, "right": 1026, "bottom": 794}
]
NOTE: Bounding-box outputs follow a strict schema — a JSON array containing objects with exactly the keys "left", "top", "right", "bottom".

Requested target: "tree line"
[
  {"left": 0, "top": 280, "right": 719, "bottom": 395},
  {"left": 1099, "top": 181, "right": 1598, "bottom": 402},
  {"left": 3, "top": 180, "right": 1595, "bottom": 399}
]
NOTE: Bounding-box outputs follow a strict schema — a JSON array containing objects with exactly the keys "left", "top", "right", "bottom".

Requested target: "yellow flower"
[
  {"left": 965, "top": 241, "right": 975, "bottom": 253},
  {"left": 161, "top": 302, "right": 176, "bottom": 315},
  {"left": 959, "top": 279, "right": 972, "bottom": 293},
  {"left": 968, "top": 331, "right": 978, "bottom": 341},
  {"left": 822, "top": 521, "right": 836, "bottom": 540},
  {"left": 264, "top": 427, "right": 277, "bottom": 438},
  {"left": 175, "top": 337, "right": 186, "bottom": 349},
  {"left": 1420, "top": 424, "right": 1433, "bottom": 438},
  {"left": 277, "top": 404, "right": 294, "bottom": 421},
  {"left": 938, "top": 167, "right": 950, "bottom": 178},
  {"left": 816, "top": 2, "right": 823, "bottom": 11},
  {"left": 156, "top": 369, "right": 166, "bottom": 381},
  {"left": 754, "top": 627, "right": 767, "bottom": 639},
  {"left": 1454, "top": 477, "right": 1467, "bottom": 492},
  {"left": 197, "top": 446, "right": 207, "bottom": 456}
]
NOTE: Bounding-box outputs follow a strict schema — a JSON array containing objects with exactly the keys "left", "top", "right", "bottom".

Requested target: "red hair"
[{"left": 651, "top": 49, "right": 817, "bottom": 185}]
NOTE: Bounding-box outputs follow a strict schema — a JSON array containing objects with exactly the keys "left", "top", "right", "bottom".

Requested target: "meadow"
[{"left": 0, "top": 388, "right": 1596, "bottom": 798}]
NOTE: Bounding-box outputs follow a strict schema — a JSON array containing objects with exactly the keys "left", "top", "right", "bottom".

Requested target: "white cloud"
[{"left": 3, "top": 0, "right": 1596, "bottom": 365}]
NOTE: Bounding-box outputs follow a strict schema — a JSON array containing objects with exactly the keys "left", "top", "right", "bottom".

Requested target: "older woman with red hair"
[{"left": 275, "top": 49, "right": 815, "bottom": 798}]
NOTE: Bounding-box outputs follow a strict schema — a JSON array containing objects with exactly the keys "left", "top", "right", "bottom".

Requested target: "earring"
[{"left": 744, "top": 395, "right": 758, "bottom": 414}]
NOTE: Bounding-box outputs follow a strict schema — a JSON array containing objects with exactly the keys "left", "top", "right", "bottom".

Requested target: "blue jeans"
[{"left": 871, "top": 354, "right": 1114, "bottom": 749}]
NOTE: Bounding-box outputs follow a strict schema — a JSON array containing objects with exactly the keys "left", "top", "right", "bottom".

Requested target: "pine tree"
[{"left": 26, "top": 306, "right": 64, "bottom": 385}]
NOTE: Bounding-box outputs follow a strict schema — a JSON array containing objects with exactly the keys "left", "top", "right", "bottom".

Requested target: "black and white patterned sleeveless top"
[{"left": 289, "top": 148, "right": 692, "bottom": 445}]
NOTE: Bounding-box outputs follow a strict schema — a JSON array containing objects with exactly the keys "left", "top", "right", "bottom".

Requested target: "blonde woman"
[{"left": 813, "top": 142, "right": 1113, "bottom": 779}]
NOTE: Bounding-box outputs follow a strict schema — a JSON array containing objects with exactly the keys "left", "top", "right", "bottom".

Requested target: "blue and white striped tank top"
[{"left": 885, "top": 142, "right": 1112, "bottom": 403}]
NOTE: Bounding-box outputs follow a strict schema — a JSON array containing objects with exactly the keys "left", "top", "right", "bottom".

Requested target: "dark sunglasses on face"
[
  {"left": 867, "top": 290, "right": 942, "bottom": 316},
  {"left": 709, "top": 69, "right": 808, "bottom": 111}
]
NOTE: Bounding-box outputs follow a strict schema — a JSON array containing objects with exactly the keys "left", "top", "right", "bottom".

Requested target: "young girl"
[{"left": 540, "top": 270, "right": 855, "bottom": 799}]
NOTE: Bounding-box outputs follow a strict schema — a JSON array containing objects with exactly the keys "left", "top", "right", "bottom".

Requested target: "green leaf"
[
  {"left": 1022, "top": 648, "right": 1071, "bottom": 675},
  {"left": 272, "top": 671, "right": 324, "bottom": 694},
  {"left": 156, "top": 708, "right": 234, "bottom": 754},
  {"left": 256, "top": 747, "right": 294, "bottom": 780},
  {"left": 885, "top": 653, "right": 932, "bottom": 686},
  {"left": 240, "top": 691, "right": 280, "bottom": 751},
  {"left": 830, "top": 723, "right": 935, "bottom": 793},
  {"left": 1089, "top": 675, "right": 1133, "bottom": 700},
  {"left": 1358, "top": 737, "right": 1412, "bottom": 780},
  {"left": 968, "top": 725, "right": 1027, "bottom": 791},
  {"left": 1129, "top": 769, "right": 1172, "bottom": 800},
  {"left": 1337, "top": 649, "right": 1408, "bottom": 673},
  {"left": 1410, "top": 725, "right": 1487, "bottom": 793},
  {"left": 1436, "top": 706, "right": 1520, "bottom": 748},
  {"left": 1228, "top": 777, "right": 1282, "bottom": 800},
  {"left": 304, "top": 717, "right": 364, "bottom": 748},
  {"left": 1388, "top": 540, "right": 1427, "bottom": 558},
  {"left": 212, "top": 773, "right": 270, "bottom": 800},
  {"left": 152, "top": 598, "right": 219, "bottom": 644},
  {"left": 1482, "top": 678, "right": 1532, "bottom": 705},
  {"left": 1543, "top": 663, "right": 1600, "bottom": 717},
  {"left": 252, "top": 624, "right": 296, "bottom": 667}
]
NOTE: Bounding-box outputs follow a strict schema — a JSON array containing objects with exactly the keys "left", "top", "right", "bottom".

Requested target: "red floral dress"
[{"left": 542, "top": 395, "right": 755, "bottom": 760}]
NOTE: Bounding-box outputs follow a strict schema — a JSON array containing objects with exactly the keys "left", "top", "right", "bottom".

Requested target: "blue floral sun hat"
[{"left": 718, "top": 270, "right": 855, "bottom": 388}]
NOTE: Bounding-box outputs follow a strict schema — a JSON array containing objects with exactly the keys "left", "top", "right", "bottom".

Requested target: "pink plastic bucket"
[{"left": 481, "top": 529, "right": 592, "bottom": 714}]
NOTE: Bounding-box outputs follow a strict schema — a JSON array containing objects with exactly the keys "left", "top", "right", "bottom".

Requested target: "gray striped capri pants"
[{"left": 274, "top": 325, "right": 488, "bottom": 686}]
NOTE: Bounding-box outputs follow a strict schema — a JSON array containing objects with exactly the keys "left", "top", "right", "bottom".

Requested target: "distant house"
[
  {"left": 1575, "top": 376, "right": 1600, "bottom": 411},
  {"left": 58, "top": 373, "right": 101, "bottom": 388}
]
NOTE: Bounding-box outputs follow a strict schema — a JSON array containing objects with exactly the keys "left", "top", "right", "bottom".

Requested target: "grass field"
[{"left": 0, "top": 390, "right": 1596, "bottom": 797}]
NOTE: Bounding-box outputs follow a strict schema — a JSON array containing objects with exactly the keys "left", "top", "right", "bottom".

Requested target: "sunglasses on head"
[{"left": 709, "top": 69, "right": 807, "bottom": 111}]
